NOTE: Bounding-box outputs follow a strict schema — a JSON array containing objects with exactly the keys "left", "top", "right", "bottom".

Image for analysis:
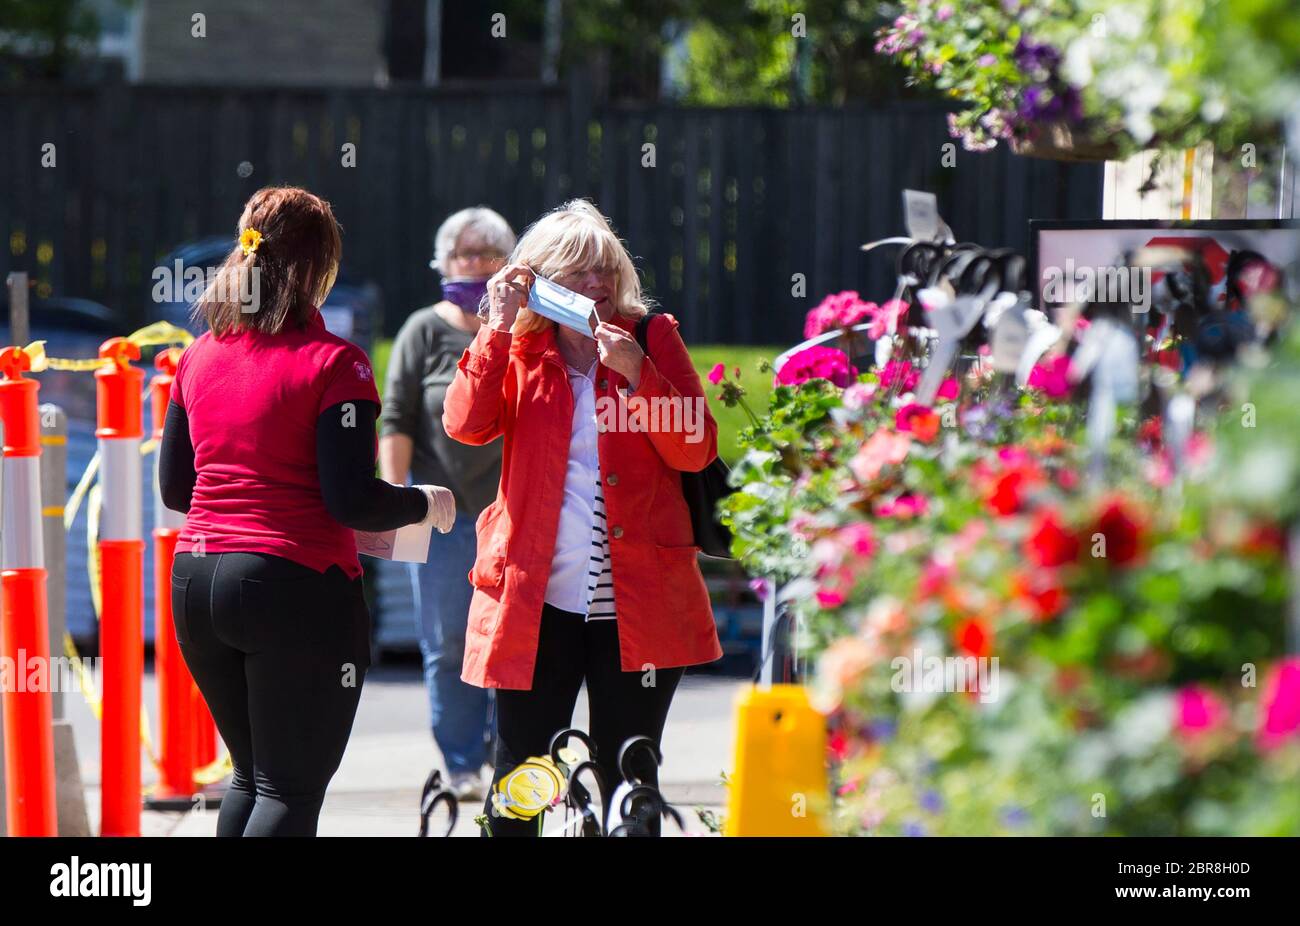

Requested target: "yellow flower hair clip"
[{"left": 239, "top": 227, "right": 263, "bottom": 256}]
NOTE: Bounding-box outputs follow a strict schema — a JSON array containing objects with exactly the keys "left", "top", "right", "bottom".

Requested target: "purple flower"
[
  {"left": 1001, "top": 804, "right": 1030, "bottom": 828},
  {"left": 902, "top": 821, "right": 927, "bottom": 837},
  {"left": 936, "top": 5, "right": 954, "bottom": 20},
  {"left": 920, "top": 790, "right": 944, "bottom": 813},
  {"left": 977, "top": 53, "right": 997, "bottom": 68},
  {"left": 866, "top": 718, "right": 898, "bottom": 741},
  {"left": 1013, "top": 37, "right": 1061, "bottom": 76}
]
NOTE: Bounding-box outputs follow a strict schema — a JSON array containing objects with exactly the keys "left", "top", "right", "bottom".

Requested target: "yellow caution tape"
[
  {"left": 64, "top": 450, "right": 99, "bottom": 532},
  {"left": 22, "top": 321, "right": 193, "bottom": 374}
]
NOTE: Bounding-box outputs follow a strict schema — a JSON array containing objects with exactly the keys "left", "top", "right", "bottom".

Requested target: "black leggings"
[
  {"left": 170, "top": 550, "right": 372, "bottom": 836},
  {"left": 482, "top": 603, "right": 684, "bottom": 837}
]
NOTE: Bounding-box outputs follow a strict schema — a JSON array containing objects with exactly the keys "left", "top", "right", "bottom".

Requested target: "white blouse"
[{"left": 544, "top": 358, "right": 616, "bottom": 621}]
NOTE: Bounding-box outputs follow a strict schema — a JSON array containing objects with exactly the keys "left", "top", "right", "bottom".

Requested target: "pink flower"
[
  {"left": 836, "top": 523, "right": 876, "bottom": 558},
  {"left": 937, "top": 378, "right": 960, "bottom": 400},
  {"left": 776, "top": 346, "right": 859, "bottom": 389},
  {"left": 866, "top": 299, "right": 910, "bottom": 339},
  {"left": 1175, "top": 686, "right": 1226, "bottom": 737},
  {"left": 1258, "top": 657, "right": 1300, "bottom": 750},
  {"left": 878, "top": 359, "right": 920, "bottom": 392},
  {"left": 842, "top": 381, "right": 879, "bottom": 411},
  {"left": 707, "top": 362, "right": 726, "bottom": 385},
  {"left": 850, "top": 428, "right": 912, "bottom": 483},
  {"left": 1027, "top": 355, "right": 1072, "bottom": 398},
  {"left": 804, "top": 291, "right": 873, "bottom": 338},
  {"left": 876, "top": 494, "right": 929, "bottom": 519}
]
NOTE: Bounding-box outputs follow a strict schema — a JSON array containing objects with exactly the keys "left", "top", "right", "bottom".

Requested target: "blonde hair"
[{"left": 507, "top": 199, "right": 652, "bottom": 335}]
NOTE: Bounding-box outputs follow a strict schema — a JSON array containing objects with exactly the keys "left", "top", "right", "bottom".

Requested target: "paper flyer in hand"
[{"left": 355, "top": 520, "right": 434, "bottom": 564}]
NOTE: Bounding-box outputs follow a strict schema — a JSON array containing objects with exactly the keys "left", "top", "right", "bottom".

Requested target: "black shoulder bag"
[{"left": 632, "top": 312, "right": 735, "bottom": 559}]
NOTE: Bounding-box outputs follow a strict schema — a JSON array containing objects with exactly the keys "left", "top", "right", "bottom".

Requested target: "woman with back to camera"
[
  {"left": 159, "top": 186, "right": 456, "bottom": 837},
  {"left": 442, "top": 198, "right": 723, "bottom": 836}
]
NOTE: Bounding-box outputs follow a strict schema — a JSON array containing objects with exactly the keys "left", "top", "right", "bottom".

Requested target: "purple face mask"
[{"left": 441, "top": 278, "right": 489, "bottom": 315}]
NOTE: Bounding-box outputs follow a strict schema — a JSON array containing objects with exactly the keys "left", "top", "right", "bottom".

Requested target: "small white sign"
[{"left": 355, "top": 520, "right": 433, "bottom": 564}]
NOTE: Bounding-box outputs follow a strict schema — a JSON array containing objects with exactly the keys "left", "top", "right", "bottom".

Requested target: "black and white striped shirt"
[{"left": 585, "top": 483, "right": 616, "bottom": 621}]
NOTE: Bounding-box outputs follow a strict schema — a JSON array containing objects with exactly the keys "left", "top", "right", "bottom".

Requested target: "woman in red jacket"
[{"left": 442, "top": 199, "right": 722, "bottom": 836}]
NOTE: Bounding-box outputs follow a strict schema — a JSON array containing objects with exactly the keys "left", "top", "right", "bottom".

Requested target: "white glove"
[{"left": 414, "top": 485, "right": 456, "bottom": 534}]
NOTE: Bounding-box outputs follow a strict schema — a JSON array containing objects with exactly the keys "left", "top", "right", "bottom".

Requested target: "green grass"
[
  {"left": 371, "top": 338, "right": 784, "bottom": 466},
  {"left": 690, "top": 344, "right": 783, "bottom": 465}
]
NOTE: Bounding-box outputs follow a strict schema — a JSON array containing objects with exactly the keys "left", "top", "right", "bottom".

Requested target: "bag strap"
[{"left": 633, "top": 310, "right": 660, "bottom": 358}]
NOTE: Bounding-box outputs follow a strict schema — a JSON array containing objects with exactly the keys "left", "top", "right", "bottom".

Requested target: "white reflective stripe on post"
[
  {"left": 1, "top": 455, "right": 44, "bottom": 570},
  {"left": 153, "top": 456, "right": 185, "bottom": 531},
  {"left": 99, "top": 438, "right": 143, "bottom": 541}
]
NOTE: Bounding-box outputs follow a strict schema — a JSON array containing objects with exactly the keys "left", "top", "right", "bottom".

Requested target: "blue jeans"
[{"left": 409, "top": 512, "right": 494, "bottom": 774}]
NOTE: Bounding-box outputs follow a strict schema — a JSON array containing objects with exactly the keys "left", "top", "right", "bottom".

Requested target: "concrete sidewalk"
[{"left": 65, "top": 661, "right": 744, "bottom": 837}]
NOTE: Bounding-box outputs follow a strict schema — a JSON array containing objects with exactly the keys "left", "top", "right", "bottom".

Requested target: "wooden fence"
[{"left": 0, "top": 80, "right": 1102, "bottom": 344}]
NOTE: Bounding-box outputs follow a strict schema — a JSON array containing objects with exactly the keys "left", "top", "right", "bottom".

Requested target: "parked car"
[{"left": 148, "top": 236, "right": 384, "bottom": 356}]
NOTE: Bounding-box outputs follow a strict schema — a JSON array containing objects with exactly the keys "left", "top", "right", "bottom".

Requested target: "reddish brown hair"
[{"left": 195, "top": 186, "right": 343, "bottom": 336}]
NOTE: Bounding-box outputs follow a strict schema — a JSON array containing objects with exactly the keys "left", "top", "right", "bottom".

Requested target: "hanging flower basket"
[{"left": 1010, "top": 120, "right": 1123, "bottom": 162}]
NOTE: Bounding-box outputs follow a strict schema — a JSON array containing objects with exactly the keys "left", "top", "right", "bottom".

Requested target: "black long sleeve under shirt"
[{"left": 158, "top": 398, "right": 428, "bottom": 533}]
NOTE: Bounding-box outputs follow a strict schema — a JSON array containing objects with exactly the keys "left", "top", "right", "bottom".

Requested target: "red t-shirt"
[{"left": 172, "top": 308, "right": 380, "bottom": 578}]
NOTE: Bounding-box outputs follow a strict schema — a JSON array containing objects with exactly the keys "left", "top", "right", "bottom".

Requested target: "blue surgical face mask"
[
  {"left": 441, "top": 278, "right": 489, "bottom": 315},
  {"left": 527, "top": 274, "right": 597, "bottom": 338}
]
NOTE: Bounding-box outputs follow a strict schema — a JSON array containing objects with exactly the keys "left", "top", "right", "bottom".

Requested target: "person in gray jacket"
[{"left": 379, "top": 207, "right": 515, "bottom": 799}]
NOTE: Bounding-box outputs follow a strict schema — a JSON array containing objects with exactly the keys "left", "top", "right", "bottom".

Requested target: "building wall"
[{"left": 136, "top": 0, "right": 386, "bottom": 86}]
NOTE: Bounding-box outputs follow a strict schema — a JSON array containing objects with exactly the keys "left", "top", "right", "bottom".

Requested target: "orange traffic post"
[
  {"left": 96, "top": 337, "right": 145, "bottom": 836},
  {"left": 146, "top": 348, "right": 196, "bottom": 807},
  {"left": 193, "top": 687, "right": 217, "bottom": 771},
  {"left": 0, "top": 346, "right": 58, "bottom": 836}
]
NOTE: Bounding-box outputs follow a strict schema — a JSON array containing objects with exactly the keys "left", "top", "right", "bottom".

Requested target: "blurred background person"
[{"left": 380, "top": 206, "right": 515, "bottom": 799}]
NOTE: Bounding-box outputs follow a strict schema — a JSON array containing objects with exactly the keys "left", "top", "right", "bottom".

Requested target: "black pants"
[
  {"left": 482, "top": 603, "right": 685, "bottom": 836},
  {"left": 170, "top": 551, "right": 372, "bottom": 836}
]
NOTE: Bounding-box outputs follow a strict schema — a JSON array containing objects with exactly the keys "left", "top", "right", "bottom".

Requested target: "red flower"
[
  {"left": 827, "top": 728, "right": 852, "bottom": 761},
  {"left": 988, "top": 470, "right": 1029, "bottom": 516},
  {"left": 707, "top": 362, "right": 726, "bottom": 385},
  {"left": 1090, "top": 496, "right": 1145, "bottom": 567},
  {"left": 1012, "top": 571, "right": 1067, "bottom": 621},
  {"left": 895, "top": 403, "right": 941, "bottom": 442},
  {"left": 1025, "top": 509, "right": 1080, "bottom": 568},
  {"left": 1240, "top": 522, "right": 1287, "bottom": 557},
  {"left": 1137, "top": 416, "right": 1163, "bottom": 450},
  {"left": 954, "top": 617, "right": 993, "bottom": 658}
]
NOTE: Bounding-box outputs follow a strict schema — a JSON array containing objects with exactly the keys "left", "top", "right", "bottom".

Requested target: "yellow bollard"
[{"left": 724, "top": 684, "right": 829, "bottom": 836}]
